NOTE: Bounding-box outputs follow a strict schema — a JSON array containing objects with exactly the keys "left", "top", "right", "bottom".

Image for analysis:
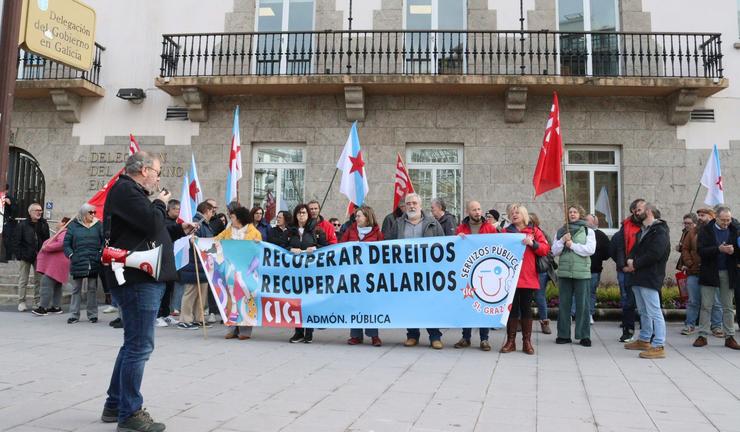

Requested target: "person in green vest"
[{"left": 552, "top": 205, "right": 596, "bottom": 347}]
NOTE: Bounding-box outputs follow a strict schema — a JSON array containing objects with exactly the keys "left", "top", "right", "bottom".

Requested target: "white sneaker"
[
  {"left": 155, "top": 317, "right": 168, "bottom": 327},
  {"left": 17, "top": 302, "right": 27, "bottom": 312},
  {"left": 164, "top": 316, "right": 178, "bottom": 326},
  {"left": 102, "top": 305, "right": 117, "bottom": 314},
  {"left": 590, "top": 316, "right": 595, "bottom": 325},
  {"left": 206, "top": 313, "right": 218, "bottom": 323}
]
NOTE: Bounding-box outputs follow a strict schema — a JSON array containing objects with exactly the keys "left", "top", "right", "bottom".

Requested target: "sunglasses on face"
[{"left": 88, "top": 211, "right": 96, "bottom": 215}]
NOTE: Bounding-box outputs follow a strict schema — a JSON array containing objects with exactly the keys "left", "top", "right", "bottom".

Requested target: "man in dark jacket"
[
  {"left": 101, "top": 151, "right": 194, "bottom": 431},
  {"left": 387, "top": 193, "right": 446, "bottom": 349},
  {"left": 623, "top": 202, "right": 670, "bottom": 359},
  {"left": 177, "top": 201, "right": 215, "bottom": 329},
  {"left": 692, "top": 206, "right": 740, "bottom": 350},
  {"left": 13, "top": 202, "right": 49, "bottom": 311},
  {"left": 586, "top": 214, "right": 611, "bottom": 322},
  {"left": 431, "top": 198, "right": 457, "bottom": 236},
  {"left": 610, "top": 198, "right": 644, "bottom": 342},
  {"left": 2, "top": 188, "right": 17, "bottom": 261}
]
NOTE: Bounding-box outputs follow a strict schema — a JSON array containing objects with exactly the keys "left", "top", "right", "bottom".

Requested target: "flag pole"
[
  {"left": 689, "top": 183, "right": 702, "bottom": 213},
  {"left": 320, "top": 168, "right": 339, "bottom": 211},
  {"left": 561, "top": 157, "right": 569, "bottom": 228},
  {"left": 190, "top": 236, "right": 208, "bottom": 339}
]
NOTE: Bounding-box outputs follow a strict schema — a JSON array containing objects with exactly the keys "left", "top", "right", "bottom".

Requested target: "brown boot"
[
  {"left": 522, "top": 319, "right": 535, "bottom": 355},
  {"left": 725, "top": 336, "right": 740, "bottom": 350},
  {"left": 500, "top": 318, "right": 518, "bottom": 353}
]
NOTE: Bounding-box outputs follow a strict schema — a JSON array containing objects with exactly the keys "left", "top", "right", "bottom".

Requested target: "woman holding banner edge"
[
  {"left": 501, "top": 203, "right": 550, "bottom": 355},
  {"left": 287, "top": 204, "right": 329, "bottom": 344},
  {"left": 340, "top": 205, "right": 384, "bottom": 347}
]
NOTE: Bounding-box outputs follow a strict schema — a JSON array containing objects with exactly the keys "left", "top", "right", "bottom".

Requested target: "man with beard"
[
  {"left": 693, "top": 206, "right": 740, "bottom": 349},
  {"left": 388, "top": 193, "right": 445, "bottom": 349},
  {"left": 610, "top": 198, "right": 644, "bottom": 343},
  {"left": 623, "top": 202, "right": 671, "bottom": 358},
  {"left": 453, "top": 200, "right": 498, "bottom": 351}
]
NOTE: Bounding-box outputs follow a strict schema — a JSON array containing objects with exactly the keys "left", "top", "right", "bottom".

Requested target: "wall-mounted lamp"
[{"left": 116, "top": 88, "right": 146, "bottom": 104}]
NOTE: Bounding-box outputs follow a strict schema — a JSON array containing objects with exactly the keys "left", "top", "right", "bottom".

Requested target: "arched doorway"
[{"left": 7, "top": 147, "right": 45, "bottom": 219}]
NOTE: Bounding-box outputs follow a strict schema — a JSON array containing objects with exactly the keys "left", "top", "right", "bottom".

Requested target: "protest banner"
[{"left": 194, "top": 234, "right": 526, "bottom": 329}]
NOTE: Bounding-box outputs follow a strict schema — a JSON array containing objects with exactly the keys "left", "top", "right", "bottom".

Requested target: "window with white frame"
[
  {"left": 252, "top": 146, "right": 305, "bottom": 225},
  {"left": 565, "top": 147, "right": 621, "bottom": 230},
  {"left": 406, "top": 146, "right": 463, "bottom": 219}
]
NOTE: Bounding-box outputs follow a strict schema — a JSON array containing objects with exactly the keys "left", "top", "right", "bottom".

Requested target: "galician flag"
[
  {"left": 700, "top": 144, "right": 724, "bottom": 206},
  {"left": 225, "top": 106, "right": 242, "bottom": 204},
  {"left": 178, "top": 173, "right": 193, "bottom": 224},
  {"left": 174, "top": 173, "right": 192, "bottom": 270},
  {"left": 336, "top": 121, "right": 368, "bottom": 206},
  {"left": 188, "top": 154, "right": 203, "bottom": 215}
]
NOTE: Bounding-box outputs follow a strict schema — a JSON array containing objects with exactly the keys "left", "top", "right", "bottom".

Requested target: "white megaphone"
[{"left": 101, "top": 245, "right": 163, "bottom": 285}]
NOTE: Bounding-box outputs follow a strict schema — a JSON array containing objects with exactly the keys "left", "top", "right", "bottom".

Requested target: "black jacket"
[
  {"left": 102, "top": 174, "right": 185, "bottom": 286},
  {"left": 697, "top": 219, "right": 739, "bottom": 288},
  {"left": 627, "top": 219, "right": 670, "bottom": 291},
  {"left": 437, "top": 212, "right": 457, "bottom": 236},
  {"left": 591, "top": 228, "right": 611, "bottom": 273},
  {"left": 267, "top": 226, "right": 289, "bottom": 249},
  {"left": 285, "top": 219, "right": 328, "bottom": 251},
  {"left": 64, "top": 219, "right": 104, "bottom": 278},
  {"left": 12, "top": 218, "right": 50, "bottom": 263}
]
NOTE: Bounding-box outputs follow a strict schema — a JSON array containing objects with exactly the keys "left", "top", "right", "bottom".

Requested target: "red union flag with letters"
[
  {"left": 532, "top": 93, "right": 563, "bottom": 198},
  {"left": 393, "top": 153, "right": 415, "bottom": 210}
]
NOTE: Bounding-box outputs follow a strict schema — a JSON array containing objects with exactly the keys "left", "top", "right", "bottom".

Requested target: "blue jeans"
[
  {"left": 618, "top": 271, "right": 636, "bottom": 330},
  {"left": 407, "top": 328, "right": 442, "bottom": 342},
  {"left": 535, "top": 272, "right": 549, "bottom": 320},
  {"left": 350, "top": 328, "right": 379, "bottom": 338},
  {"left": 571, "top": 272, "right": 600, "bottom": 316},
  {"left": 171, "top": 282, "right": 184, "bottom": 312},
  {"left": 461, "top": 327, "right": 490, "bottom": 341},
  {"left": 632, "top": 285, "right": 666, "bottom": 347},
  {"left": 685, "top": 276, "right": 723, "bottom": 328},
  {"left": 105, "top": 281, "right": 165, "bottom": 422}
]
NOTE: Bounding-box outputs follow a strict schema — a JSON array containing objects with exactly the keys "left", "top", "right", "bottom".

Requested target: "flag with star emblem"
[
  {"left": 336, "top": 121, "right": 368, "bottom": 206},
  {"left": 700, "top": 144, "right": 724, "bottom": 206}
]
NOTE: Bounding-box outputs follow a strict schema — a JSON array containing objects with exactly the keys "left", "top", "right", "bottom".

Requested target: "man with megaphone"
[{"left": 99, "top": 151, "right": 197, "bottom": 432}]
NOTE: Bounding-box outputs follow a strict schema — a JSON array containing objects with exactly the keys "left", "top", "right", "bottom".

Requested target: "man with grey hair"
[
  {"left": 430, "top": 197, "right": 457, "bottom": 236},
  {"left": 12, "top": 202, "right": 49, "bottom": 311},
  {"left": 693, "top": 205, "right": 740, "bottom": 350},
  {"left": 101, "top": 151, "right": 197, "bottom": 431},
  {"left": 388, "top": 193, "right": 446, "bottom": 349}
]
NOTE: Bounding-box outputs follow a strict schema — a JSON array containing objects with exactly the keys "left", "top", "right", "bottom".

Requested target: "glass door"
[
  {"left": 404, "top": 0, "right": 466, "bottom": 74},
  {"left": 255, "top": 0, "right": 314, "bottom": 75},
  {"left": 558, "top": 0, "right": 619, "bottom": 76}
]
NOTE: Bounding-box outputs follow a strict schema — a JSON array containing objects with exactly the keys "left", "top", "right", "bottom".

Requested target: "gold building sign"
[{"left": 19, "top": 0, "right": 97, "bottom": 71}]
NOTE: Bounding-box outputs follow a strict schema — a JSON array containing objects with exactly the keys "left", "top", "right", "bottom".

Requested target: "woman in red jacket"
[
  {"left": 340, "top": 205, "right": 384, "bottom": 346},
  {"left": 501, "top": 203, "right": 550, "bottom": 355}
]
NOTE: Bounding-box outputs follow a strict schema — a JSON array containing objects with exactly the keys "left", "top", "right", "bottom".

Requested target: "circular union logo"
[{"left": 470, "top": 257, "right": 512, "bottom": 304}]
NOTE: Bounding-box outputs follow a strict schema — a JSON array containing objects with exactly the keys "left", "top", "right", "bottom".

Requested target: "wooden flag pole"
[
  {"left": 320, "top": 168, "right": 339, "bottom": 211},
  {"left": 689, "top": 183, "right": 702, "bottom": 214},
  {"left": 190, "top": 236, "right": 207, "bottom": 339}
]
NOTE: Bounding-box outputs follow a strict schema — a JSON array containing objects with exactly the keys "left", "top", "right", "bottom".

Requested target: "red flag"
[
  {"left": 88, "top": 135, "right": 141, "bottom": 218},
  {"left": 393, "top": 153, "right": 415, "bottom": 210},
  {"left": 533, "top": 93, "right": 563, "bottom": 198}
]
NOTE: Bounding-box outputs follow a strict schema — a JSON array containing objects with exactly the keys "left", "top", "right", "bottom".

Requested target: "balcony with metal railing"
[
  {"left": 155, "top": 29, "right": 727, "bottom": 99},
  {"left": 15, "top": 43, "right": 106, "bottom": 98}
]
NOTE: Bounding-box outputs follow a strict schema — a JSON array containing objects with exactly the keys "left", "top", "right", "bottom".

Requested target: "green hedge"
[{"left": 545, "top": 283, "right": 684, "bottom": 309}]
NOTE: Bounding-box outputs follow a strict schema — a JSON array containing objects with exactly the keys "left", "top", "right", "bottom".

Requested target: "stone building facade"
[{"left": 7, "top": 0, "right": 739, "bottom": 278}]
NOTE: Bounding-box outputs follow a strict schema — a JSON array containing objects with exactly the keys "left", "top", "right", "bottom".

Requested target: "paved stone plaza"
[{"left": 0, "top": 310, "right": 739, "bottom": 432}]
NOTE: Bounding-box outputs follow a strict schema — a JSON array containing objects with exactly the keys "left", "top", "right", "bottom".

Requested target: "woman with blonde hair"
[{"left": 501, "top": 203, "right": 550, "bottom": 355}]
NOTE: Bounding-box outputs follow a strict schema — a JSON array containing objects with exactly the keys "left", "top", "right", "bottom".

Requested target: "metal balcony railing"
[
  {"left": 16, "top": 43, "right": 106, "bottom": 86},
  {"left": 159, "top": 30, "right": 723, "bottom": 79}
]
